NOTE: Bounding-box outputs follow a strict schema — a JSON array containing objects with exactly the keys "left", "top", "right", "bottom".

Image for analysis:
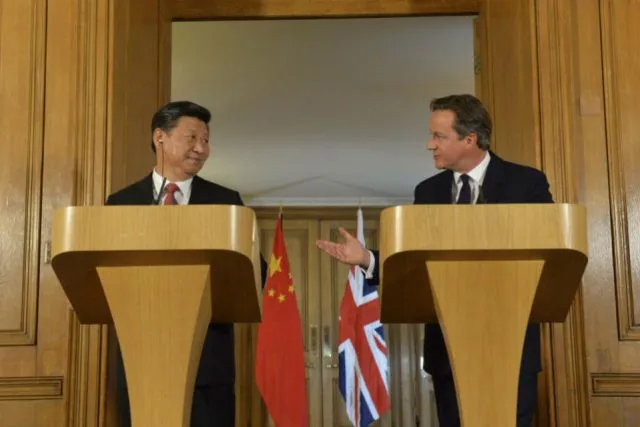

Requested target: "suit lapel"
[
  {"left": 480, "top": 152, "right": 507, "bottom": 203},
  {"left": 188, "top": 175, "right": 213, "bottom": 205},
  {"left": 136, "top": 173, "right": 155, "bottom": 205},
  {"left": 435, "top": 170, "right": 454, "bottom": 203},
  {"left": 414, "top": 170, "right": 453, "bottom": 204}
]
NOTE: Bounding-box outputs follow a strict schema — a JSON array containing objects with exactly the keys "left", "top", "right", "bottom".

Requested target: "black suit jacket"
[
  {"left": 369, "top": 152, "right": 553, "bottom": 377},
  {"left": 105, "top": 173, "right": 267, "bottom": 393}
]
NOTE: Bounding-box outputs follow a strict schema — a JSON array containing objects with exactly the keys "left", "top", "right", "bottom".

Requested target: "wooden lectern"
[
  {"left": 378, "top": 204, "right": 588, "bottom": 427},
  {"left": 50, "top": 205, "right": 262, "bottom": 427}
]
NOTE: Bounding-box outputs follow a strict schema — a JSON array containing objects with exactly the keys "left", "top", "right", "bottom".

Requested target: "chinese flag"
[{"left": 255, "top": 214, "right": 308, "bottom": 427}]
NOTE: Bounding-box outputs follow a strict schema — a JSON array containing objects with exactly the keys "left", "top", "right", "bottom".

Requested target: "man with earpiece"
[{"left": 105, "top": 100, "right": 267, "bottom": 427}]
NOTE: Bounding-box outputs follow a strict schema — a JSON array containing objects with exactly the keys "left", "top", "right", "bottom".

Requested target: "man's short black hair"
[
  {"left": 429, "top": 94, "right": 492, "bottom": 150},
  {"left": 150, "top": 101, "right": 211, "bottom": 152}
]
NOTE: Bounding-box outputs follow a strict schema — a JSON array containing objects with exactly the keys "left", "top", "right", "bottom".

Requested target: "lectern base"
[
  {"left": 427, "top": 259, "right": 542, "bottom": 427},
  {"left": 98, "top": 265, "right": 212, "bottom": 426}
]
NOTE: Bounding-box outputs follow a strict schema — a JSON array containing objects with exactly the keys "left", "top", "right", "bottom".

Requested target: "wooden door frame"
[{"left": 92, "top": 0, "right": 588, "bottom": 426}]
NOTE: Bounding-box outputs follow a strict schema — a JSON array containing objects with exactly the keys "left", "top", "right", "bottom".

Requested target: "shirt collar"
[
  {"left": 152, "top": 168, "right": 194, "bottom": 197},
  {"left": 453, "top": 151, "right": 491, "bottom": 185}
]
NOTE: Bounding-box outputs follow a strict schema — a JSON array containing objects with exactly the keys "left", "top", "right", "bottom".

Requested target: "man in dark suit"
[
  {"left": 316, "top": 94, "right": 552, "bottom": 427},
  {"left": 106, "top": 100, "right": 267, "bottom": 427}
]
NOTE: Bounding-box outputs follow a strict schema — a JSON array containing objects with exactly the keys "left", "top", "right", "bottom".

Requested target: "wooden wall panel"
[
  {"left": 0, "top": 1, "right": 68, "bottom": 425},
  {"left": 43, "top": 1, "right": 115, "bottom": 425},
  {"left": 0, "top": 0, "right": 45, "bottom": 348},
  {"left": 580, "top": 0, "right": 640, "bottom": 424},
  {"left": 600, "top": 0, "right": 640, "bottom": 343},
  {"left": 0, "top": 0, "right": 109, "bottom": 425},
  {"left": 108, "top": 0, "right": 160, "bottom": 193},
  {"left": 534, "top": 0, "right": 590, "bottom": 426},
  {"left": 482, "top": 0, "right": 540, "bottom": 166}
]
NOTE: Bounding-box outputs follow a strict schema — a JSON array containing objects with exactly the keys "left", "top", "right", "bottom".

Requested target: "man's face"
[
  {"left": 155, "top": 116, "right": 210, "bottom": 177},
  {"left": 426, "top": 110, "right": 470, "bottom": 171}
]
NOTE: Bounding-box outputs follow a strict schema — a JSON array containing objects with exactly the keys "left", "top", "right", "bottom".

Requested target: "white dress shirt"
[
  {"left": 361, "top": 152, "right": 492, "bottom": 278},
  {"left": 452, "top": 150, "right": 491, "bottom": 204},
  {"left": 152, "top": 168, "right": 194, "bottom": 205}
]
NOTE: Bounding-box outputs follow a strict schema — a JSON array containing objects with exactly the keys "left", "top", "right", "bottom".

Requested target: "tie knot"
[
  {"left": 460, "top": 174, "right": 471, "bottom": 185},
  {"left": 164, "top": 183, "right": 179, "bottom": 194}
]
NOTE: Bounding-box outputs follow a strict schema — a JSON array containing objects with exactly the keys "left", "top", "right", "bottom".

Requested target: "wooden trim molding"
[
  {"left": 592, "top": 373, "right": 640, "bottom": 397},
  {"left": 58, "top": 0, "right": 111, "bottom": 426},
  {"left": 535, "top": 0, "right": 589, "bottom": 426},
  {"left": 0, "top": 377, "right": 63, "bottom": 401},
  {"left": 74, "top": 0, "right": 110, "bottom": 207},
  {"left": 66, "top": 312, "right": 108, "bottom": 427},
  {"left": 170, "top": 0, "right": 480, "bottom": 20}
]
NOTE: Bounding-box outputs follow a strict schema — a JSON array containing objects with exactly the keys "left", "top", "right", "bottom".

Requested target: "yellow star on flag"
[
  {"left": 288, "top": 285, "right": 294, "bottom": 293},
  {"left": 278, "top": 294, "right": 286, "bottom": 302},
  {"left": 268, "top": 288, "right": 276, "bottom": 297},
  {"left": 269, "top": 254, "right": 282, "bottom": 277}
]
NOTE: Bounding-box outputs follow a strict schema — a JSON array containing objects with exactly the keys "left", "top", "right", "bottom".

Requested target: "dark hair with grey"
[
  {"left": 150, "top": 101, "right": 211, "bottom": 152},
  {"left": 429, "top": 94, "right": 492, "bottom": 150}
]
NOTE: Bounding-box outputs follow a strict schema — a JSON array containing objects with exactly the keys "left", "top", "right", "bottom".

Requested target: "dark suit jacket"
[
  {"left": 105, "top": 173, "right": 267, "bottom": 424},
  {"left": 369, "top": 152, "right": 553, "bottom": 377}
]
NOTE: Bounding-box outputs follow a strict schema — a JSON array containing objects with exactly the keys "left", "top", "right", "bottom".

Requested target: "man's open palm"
[{"left": 315, "top": 227, "right": 370, "bottom": 267}]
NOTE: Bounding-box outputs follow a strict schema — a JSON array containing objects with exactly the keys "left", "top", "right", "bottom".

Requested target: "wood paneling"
[
  {"left": 0, "top": 0, "right": 115, "bottom": 425},
  {"left": 0, "top": 0, "right": 68, "bottom": 425},
  {"left": 0, "top": 0, "right": 46, "bottom": 347},
  {"left": 534, "top": 0, "right": 590, "bottom": 426},
  {"left": 44, "top": 0, "right": 114, "bottom": 425},
  {"left": 592, "top": 374, "right": 640, "bottom": 398},
  {"left": 482, "top": 0, "right": 540, "bottom": 166},
  {"left": 170, "top": 0, "right": 480, "bottom": 20},
  {"left": 578, "top": 0, "right": 640, "bottom": 424},
  {"left": 7, "top": 0, "right": 640, "bottom": 425},
  {"left": 0, "top": 377, "right": 64, "bottom": 400},
  {"left": 108, "top": 0, "right": 160, "bottom": 193},
  {"left": 473, "top": 14, "right": 493, "bottom": 117},
  {"left": 600, "top": 0, "right": 640, "bottom": 342}
]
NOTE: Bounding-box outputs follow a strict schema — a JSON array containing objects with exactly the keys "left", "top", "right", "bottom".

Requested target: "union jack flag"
[{"left": 338, "top": 207, "right": 391, "bottom": 427}]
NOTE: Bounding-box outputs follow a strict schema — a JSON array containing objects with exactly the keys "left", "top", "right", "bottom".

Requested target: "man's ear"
[
  {"left": 152, "top": 129, "right": 165, "bottom": 151},
  {"left": 466, "top": 132, "right": 478, "bottom": 146}
]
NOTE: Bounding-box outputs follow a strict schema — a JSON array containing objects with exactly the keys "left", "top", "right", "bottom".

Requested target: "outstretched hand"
[{"left": 315, "top": 227, "right": 371, "bottom": 268}]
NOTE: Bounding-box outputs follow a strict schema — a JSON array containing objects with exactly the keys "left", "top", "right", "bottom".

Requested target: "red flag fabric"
[{"left": 255, "top": 215, "right": 308, "bottom": 427}]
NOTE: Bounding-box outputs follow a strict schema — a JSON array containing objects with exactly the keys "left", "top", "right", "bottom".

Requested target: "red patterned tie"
[{"left": 163, "top": 183, "right": 180, "bottom": 205}]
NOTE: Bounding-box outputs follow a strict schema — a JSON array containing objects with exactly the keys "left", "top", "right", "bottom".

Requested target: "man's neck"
[
  {"left": 153, "top": 165, "right": 193, "bottom": 182},
  {"left": 455, "top": 150, "right": 488, "bottom": 174}
]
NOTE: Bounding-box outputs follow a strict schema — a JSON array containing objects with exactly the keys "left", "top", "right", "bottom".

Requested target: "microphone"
[
  {"left": 477, "top": 185, "right": 486, "bottom": 204},
  {"left": 152, "top": 176, "right": 167, "bottom": 205},
  {"left": 152, "top": 138, "right": 167, "bottom": 205}
]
